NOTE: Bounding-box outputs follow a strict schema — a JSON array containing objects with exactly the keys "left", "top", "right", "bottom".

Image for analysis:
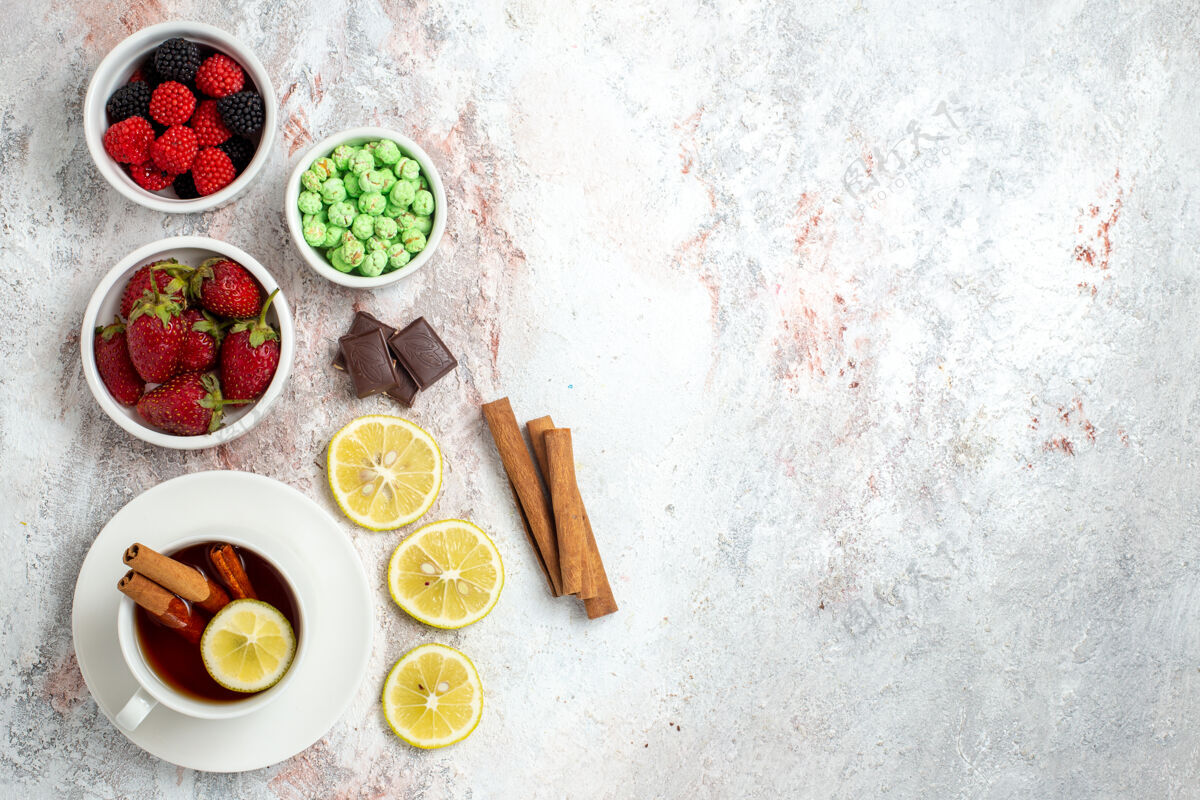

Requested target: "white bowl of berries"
[
  {"left": 84, "top": 22, "right": 276, "bottom": 213},
  {"left": 81, "top": 236, "right": 295, "bottom": 449}
]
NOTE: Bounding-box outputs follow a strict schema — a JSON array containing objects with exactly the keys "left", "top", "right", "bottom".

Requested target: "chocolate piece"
[
  {"left": 385, "top": 366, "right": 419, "bottom": 406},
  {"left": 332, "top": 311, "right": 395, "bottom": 370},
  {"left": 339, "top": 329, "right": 401, "bottom": 398},
  {"left": 388, "top": 317, "right": 457, "bottom": 389}
]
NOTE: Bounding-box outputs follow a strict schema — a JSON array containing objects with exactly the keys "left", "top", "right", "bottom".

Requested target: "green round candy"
[
  {"left": 378, "top": 168, "right": 397, "bottom": 193},
  {"left": 300, "top": 170, "right": 323, "bottom": 192},
  {"left": 328, "top": 201, "right": 356, "bottom": 227},
  {"left": 411, "top": 215, "right": 433, "bottom": 236},
  {"left": 386, "top": 243, "right": 412, "bottom": 271},
  {"left": 374, "top": 140, "right": 401, "bottom": 165},
  {"left": 384, "top": 201, "right": 406, "bottom": 218},
  {"left": 341, "top": 229, "right": 359, "bottom": 246},
  {"left": 417, "top": 175, "right": 429, "bottom": 190},
  {"left": 359, "top": 170, "right": 385, "bottom": 193},
  {"left": 394, "top": 210, "right": 418, "bottom": 230},
  {"left": 359, "top": 251, "right": 387, "bottom": 277},
  {"left": 328, "top": 247, "right": 353, "bottom": 273},
  {"left": 350, "top": 214, "right": 375, "bottom": 240},
  {"left": 341, "top": 238, "right": 365, "bottom": 266},
  {"left": 321, "top": 177, "right": 347, "bottom": 204},
  {"left": 322, "top": 225, "right": 347, "bottom": 249},
  {"left": 374, "top": 216, "right": 398, "bottom": 240},
  {"left": 411, "top": 189, "right": 434, "bottom": 216},
  {"left": 306, "top": 208, "right": 329, "bottom": 225},
  {"left": 297, "top": 191, "right": 323, "bottom": 215},
  {"left": 343, "top": 172, "right": 362, "bottom": 198},
  {"left": 303, "top": 219, "right": 328, "bottom": 246},
  {"left": 401, "top": 228, "right": 427, "bottom": 253},
  {"left": 349, "top": 150, "right": 375, "bottom": 175},
  {"left": 388, "top": 180, "right": 415, "bottom": 209},
  {"left": 397, "top": 158, "right": 420, "bottom": 181},
  {"left": 331, "top": 144, "right": 356, "bottom": 171},
  {"left": 358, "top": 191, "right": 386, "bottom": 216},
  {"left": 312, "top": 157, "right": 336, "bottom": 180},
  {"left": 365, "top": 236, "right": 388, "bottom": 252}
]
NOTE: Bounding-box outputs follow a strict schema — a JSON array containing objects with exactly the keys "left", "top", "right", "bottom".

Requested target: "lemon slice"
[
  {"left": 200, "top": 600, "right": 297, "bottom": 693},
  {"left": 382, "top": 643, "right": 482, "bottom": 748},
  {"left": 327, "top": 415, "right": 443, "bottom": 531},
  {"left": 388, "top": 519, "right": 504, "bottom": 629}
]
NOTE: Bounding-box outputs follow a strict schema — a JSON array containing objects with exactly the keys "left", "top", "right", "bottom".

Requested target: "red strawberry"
[
  {"left": 126, "top": 285, "right": 186, "bottom": 384},
  {"left": 190, "top": 257, "right": 262, "bottom": 318},
  {"left": 190, "top": 100, "right": 231, "bottom": 147},
  {"left": 120, "top": 260, "right": 191, "bottom": 318},
  {"left": 191, "top": 147, "right": 236, "bottom": 195},
  {"left": 220, "top": 289, "right": 281, "bottom": 400},
  {"left": 136, "top": 372, "right": 246, "bottom": 435},
  {"left": 179, "top": 309, "right": 226, "bottom": 371},
  {"left": 94, "top": 318, "right": 144, "bottom": 406},
  {"left": 194, "top": 53, "right": 245, "bottom": 98},
  {"left": 150, "top": 125, "right": 198, "bottom": 173}
]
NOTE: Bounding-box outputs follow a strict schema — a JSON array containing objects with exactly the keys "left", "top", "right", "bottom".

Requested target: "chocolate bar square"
[
  {"left": 332, "top": 311, "right": 396, "bottom": 370},
  {"left": 388, "top": 317, "right": 458, "bottom": 389},
  {"left": 385, "top": 365, "right": 419, "bottom": 407},
  {"left": 338, "top": 329, "right": 402, "bottom": 398}
]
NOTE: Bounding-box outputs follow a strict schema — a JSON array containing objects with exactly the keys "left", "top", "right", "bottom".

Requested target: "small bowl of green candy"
[{"left": 285, "top": 127, "right": 445, "bottom": 288}]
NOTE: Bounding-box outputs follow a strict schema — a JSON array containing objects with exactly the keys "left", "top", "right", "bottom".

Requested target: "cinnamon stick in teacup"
[
  {"left": 123, "top": 543, "right": 230, "bottom": 614},
  {"left": 208, "top": 543, "right": 258, "bottom": 600},
  {"left": 117, "top": 571, "right": 207, "bottom": 644}
]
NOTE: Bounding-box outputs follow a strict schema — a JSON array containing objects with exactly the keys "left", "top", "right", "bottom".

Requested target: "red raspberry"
[
  {"left": 148, "top": 81, "right": 196, "bottom": 126},
  {"left": 190, "top": 100, "right": 232, "bottom": 147},
  {"left": 128, "top": 162, "right": 175, "bottom": 191},
  {"left": 103, "top": 116, "right": 155, "bottom": 164},
  {"left": 192, "top": 148, "right": 236, "bottom": 195},
  {"left": 194, "top": 54, "right": 245, "bottom": 98},
  {"left": 150, "top": 126, "right": 198, "bottom": 173}
]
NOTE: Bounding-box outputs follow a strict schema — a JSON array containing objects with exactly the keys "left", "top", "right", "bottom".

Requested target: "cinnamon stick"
[
  {"left": 527, "top": 416, "right": 592, "bottom": 597},
  {"left": 208, "top": 543, "right": 258, "bottom": 600},
  {"left": 527, "top": 416, "right": 617, "bottom": 616},
  {"left": 124, "top": 543, "right": 230, "bottom": 614},
  {"left": 482, "top": 397, "right": 563, "bottom": 596},
  {"left": 117, "top": 571, "right": 207, "bottom": 644},
  {"left": 544, "top": 428, "right": 586, "bottom": 596}
]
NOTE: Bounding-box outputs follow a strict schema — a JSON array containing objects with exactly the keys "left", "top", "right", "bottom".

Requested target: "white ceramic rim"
[
  {"left": 116, "top": 532, "right": 308, "bottom": 720},
  {"left": 83, "top": 21, "right": 277, "bottom": 213},
  {"left": 79, "top": 236, "right": 295, "bottom": 450},
  {"left": 284, "top": 126, "right": 447, "bottom": 288}
]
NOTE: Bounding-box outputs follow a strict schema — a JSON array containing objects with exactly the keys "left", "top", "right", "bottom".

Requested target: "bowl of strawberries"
[
  {"left": 84, "top": 21, "right": 275, "bottom": 213},
  {"left": 81, "top": 236, "right": 295, "bottom": 449}
]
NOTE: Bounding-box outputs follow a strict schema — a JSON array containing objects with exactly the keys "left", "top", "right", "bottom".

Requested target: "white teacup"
[{"left": 115, "top": 534, "right": 308, "bottom": 729}]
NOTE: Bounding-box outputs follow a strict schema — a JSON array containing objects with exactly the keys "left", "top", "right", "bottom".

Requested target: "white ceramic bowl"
[
  {"left": 80, "top": 236, "right": 295, "bottom": 449},
  {"left": 83, "top": 21, "right": 277, "bottom": 213},
  {"left": 284, "top": 127, "right": 447, "bottom": 288}
]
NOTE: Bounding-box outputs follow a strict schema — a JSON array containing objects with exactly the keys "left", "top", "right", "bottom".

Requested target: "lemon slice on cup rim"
[
  {"left": 200, "top": 599, "right": 297, "bottom": 693},
  {"left": 388, "top": 519, "right": 504, "bottom": 629},
  {"left": 327, "top": 415, "right": 443, "bottom": 531},
  {"left": 382, "top": 643, "right": 483, "bottom": 749}
]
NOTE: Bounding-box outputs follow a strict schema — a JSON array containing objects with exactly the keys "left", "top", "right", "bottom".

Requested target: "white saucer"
[{"left": 72, "top": 471, "right": 374, "bottom": 772}]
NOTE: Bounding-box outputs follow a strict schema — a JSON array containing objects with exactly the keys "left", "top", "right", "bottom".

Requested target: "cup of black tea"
[{"left": 115, "top": 535, "right": 307, "bottom": 728}]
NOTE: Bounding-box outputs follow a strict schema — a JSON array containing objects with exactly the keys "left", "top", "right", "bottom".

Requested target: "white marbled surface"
[{"left": 2, "top": 0, "right": 1200, "bottom": 797}]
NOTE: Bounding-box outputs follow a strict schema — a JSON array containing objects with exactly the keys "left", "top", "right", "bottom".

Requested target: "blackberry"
[
  {"left": 173, "top": 172, "right": 200, "bottom": 200},
  {"left": 217, "top": 136, "right": 255, "bottom": 172},
  {"left": 216, "top": 91, "right": 264, "bottom": 136},
  {"left": 153, "top": 37, "right": 201, "bottom": 83},
  {"left": 106, "top": 81, "right": 151, "bottom": 122}
]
